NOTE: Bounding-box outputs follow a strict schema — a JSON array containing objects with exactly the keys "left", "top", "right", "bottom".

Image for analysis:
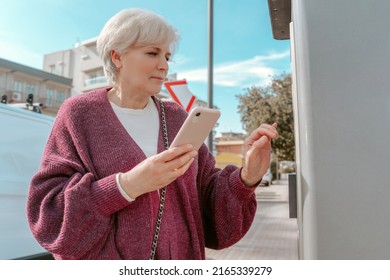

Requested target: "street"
[{"left": 205, "top": 180, "right": 299, "bottom": 260}]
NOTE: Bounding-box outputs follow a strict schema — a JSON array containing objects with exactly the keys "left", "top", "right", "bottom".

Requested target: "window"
[
  {"left": 84, "top": 68, "right": 106, "bottom": 86},
  {"left": 56, "top": 91, "right": 66, "bottom": 103},
  {"left": 13, "top": 81, "right": 23, "bottom": 92},
  {"left": 46, "top": 89, "right": 55, "bottom": 107},
  {"left": 49, "top": 64, "right": 56, "bottom": 74},
  {"left": 26, "top": 83, "right": 36, "bottom": 94}
]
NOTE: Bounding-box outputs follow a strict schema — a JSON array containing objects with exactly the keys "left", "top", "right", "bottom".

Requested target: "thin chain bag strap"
[{"left": 149, "top": 99, "right": 169, "bottom": 260}]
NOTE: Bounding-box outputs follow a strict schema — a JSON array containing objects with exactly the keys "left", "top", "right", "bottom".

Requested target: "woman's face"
[{"left": 114, "top": 42, "right": 171, "bottom": 97}]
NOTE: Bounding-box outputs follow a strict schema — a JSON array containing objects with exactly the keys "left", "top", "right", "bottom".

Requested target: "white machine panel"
[{"left": 291, "top": 0, "right": 390, "bottom": 259}]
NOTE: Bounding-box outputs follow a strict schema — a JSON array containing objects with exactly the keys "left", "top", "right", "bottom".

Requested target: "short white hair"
[{"left": 97, "top": 8, "right": 180, "bottom": 85}]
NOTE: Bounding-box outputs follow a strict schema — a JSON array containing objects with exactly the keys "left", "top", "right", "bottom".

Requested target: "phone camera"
[{"left": 196, "top": 112, "right": 201, "bottom": 117}]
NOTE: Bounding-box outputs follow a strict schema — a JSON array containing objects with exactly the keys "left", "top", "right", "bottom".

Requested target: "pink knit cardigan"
[{"left": 27, "top": 88, "right": 257, "bottom": 259}]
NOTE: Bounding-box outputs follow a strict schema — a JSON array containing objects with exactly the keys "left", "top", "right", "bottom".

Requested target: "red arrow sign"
[{"left": 164, "top": 80, "right": 197, "bottom": 112}]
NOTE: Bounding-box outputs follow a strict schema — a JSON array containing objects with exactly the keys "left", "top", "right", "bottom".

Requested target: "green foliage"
[{"left": 237, "top": 73, "right": 295, "bottom": 161}]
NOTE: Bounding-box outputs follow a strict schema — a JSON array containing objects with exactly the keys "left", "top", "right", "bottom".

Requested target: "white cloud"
[
  {"left": 170, "top": 53, "right": 193, "bottom": 65},
  {"left": 176, "top": 50, "right": 290, "bottom": 88}
]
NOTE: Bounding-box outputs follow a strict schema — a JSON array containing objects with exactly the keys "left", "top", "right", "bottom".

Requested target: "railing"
[{"left": 84, "top": 76, "right": 107, "bottom": 87}]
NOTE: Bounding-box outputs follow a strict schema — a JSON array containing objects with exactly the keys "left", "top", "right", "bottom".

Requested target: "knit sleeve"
[
  {"left": 26, "top": 99, "right": 130, "bottom": 259},
  {"left": 196, "top": 144, "right": 257, "bottom": 250}
]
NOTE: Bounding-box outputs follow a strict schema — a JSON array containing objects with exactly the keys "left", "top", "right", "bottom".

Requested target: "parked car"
[
  {"left": 0, "top": 104, "right": 54, "bottom": 259},
  {"left": 259, "top": 168, "right": 273, "bottom": 186},
  {"left": 279, "top": 160, "right": 296, "bottom": 173}
]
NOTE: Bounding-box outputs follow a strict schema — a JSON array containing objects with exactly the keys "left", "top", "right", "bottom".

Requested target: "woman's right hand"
[{"left": 119, "top": 144, "right": 197, "bottom": 199}]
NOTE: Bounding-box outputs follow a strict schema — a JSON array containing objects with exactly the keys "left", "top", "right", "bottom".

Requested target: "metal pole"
[{"left": 208, "top": 0, "right": 214, "bottom": 153}]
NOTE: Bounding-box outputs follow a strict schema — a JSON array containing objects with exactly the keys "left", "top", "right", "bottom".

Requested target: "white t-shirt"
[
  {"left": 110, "top": 98, "right": 159, "bottom": 157},
  {"left": 110, "top": 98, "right": 159, "bottom": 201}
]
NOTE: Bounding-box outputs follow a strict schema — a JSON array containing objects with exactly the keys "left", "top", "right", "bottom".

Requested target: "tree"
[{"left": 237, "top": 73, "right": 295, "bottom": 161}]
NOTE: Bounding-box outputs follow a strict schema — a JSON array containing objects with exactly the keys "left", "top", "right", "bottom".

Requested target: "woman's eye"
[{"left": 147, "top": 52, "right": 158, "bottom": 56}]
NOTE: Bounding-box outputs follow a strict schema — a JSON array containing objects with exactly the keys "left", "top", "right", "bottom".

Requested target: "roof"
[
  {"left": 0, "top": 57, "right": 73, "bottom": 86},
  {"left": 216, "top": 140, "right": 244, "bottom": 146},
  {"left": 267, "top": 0, "right": 291, "bottom": 40}
]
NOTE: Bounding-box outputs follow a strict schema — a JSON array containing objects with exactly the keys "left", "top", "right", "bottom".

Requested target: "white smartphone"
[{"left": 170, "top": 107, "right": 221, "bottom": 151}]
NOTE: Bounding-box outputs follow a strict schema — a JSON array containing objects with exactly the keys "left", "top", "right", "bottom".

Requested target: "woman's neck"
[{"left": 108, "top": 87, "right": 149, "bottom": 109}]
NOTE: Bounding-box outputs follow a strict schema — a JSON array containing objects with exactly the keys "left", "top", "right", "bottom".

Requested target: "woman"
[{"left": 27, "top": 8, "right": 278, "bottom": 260}]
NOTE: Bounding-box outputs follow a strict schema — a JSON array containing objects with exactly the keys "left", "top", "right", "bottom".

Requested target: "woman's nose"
[{"left": 158, "top": 57, "right": 169, "bottom": 71}]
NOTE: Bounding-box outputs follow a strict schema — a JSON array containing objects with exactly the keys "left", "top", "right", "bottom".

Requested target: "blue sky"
[{"left": 0, "top": 0, "right": 290, "bottom": 135}]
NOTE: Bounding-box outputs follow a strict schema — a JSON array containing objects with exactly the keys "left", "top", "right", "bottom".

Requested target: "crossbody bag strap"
[{"left": 148, "top": 98, "right": 169, "bottom": 260}]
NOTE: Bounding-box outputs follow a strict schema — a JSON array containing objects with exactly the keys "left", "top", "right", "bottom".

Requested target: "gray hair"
[{"left": 97, "top": 8, "right": 180, "bottom": 85}]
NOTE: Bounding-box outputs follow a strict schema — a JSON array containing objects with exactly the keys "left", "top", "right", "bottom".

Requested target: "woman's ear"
[{"left": 111, "top": 50, "right": 122, "bottom": 69}]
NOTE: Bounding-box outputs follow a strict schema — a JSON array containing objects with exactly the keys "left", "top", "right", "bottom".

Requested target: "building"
[
  {"left": 216, "top": 140, "right": 244, "bottom": 154},
  {"left": 43, "top": 37, "right": 104, "bottom": 96},
  {"left": 0, "top": 57, "right": 73, "bottom": 116},
  {"left": 214, "top": 132, "right": 246, "bottom": 169},
  {"left": 216, "top": 132, "right": 246, "bottom": 141}
]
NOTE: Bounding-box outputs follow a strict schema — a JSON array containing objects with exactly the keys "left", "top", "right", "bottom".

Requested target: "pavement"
[
  {"left": 256, "top": 179, "right": 290, "bottom": 202},
  {"left": 205, "top": 179, "right": 299, "bottom": 260}
]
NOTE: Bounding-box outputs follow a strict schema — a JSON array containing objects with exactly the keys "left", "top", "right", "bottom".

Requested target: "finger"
[
  {"left": 254, "top": 123, "right": 278, "bottom": 135},
  {"left": 251, "top": 135, "right": 270, "bottom": 149},
  {"left": 166, "top": 150, "right": 197, "bottom": 171},
  {"left": 250, "top": 126, "right": 278, "bottom": 142},
  {"left": 171, "top": 157, "right": 195, "bottom": 178},
  {"left": 260, "top": 123, "right": 276, "bottom": 129},
  {"left": 161, "top": 144, "right": 194, "bottom": 162},
  {"left": 260, "top": 123, "right": 278, "bottom": 134}
]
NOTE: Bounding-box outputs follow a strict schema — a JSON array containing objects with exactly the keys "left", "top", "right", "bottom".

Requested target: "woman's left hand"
[{"left": 241, "top": 123, "right": 278, "bottom": 187}]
